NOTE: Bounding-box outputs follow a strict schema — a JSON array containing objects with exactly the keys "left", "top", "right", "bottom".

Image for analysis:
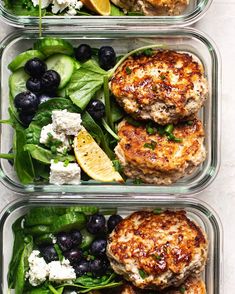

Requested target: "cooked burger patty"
[
  {"left": 110, "top": 50, "right": 208, "bottom": 125},
  {"left": 111, "top": 276, "right": 206, "bottom": 293},
  {"left": 107, "top": 210, "right": 208, "bottom": 290},
  {"left": 115, "top": 118, "right": 206, "bottom": 185},
  {"left": 111, "top": 0, "right": 189, "bottom": 16}
]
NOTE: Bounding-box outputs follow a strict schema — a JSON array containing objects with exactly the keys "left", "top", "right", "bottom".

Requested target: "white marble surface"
[{"left": 0, "top": 1, "right": 233, "bottom": 292}]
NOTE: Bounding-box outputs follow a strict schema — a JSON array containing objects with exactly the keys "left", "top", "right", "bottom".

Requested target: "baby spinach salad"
[
  {"left": 0, "top": 37, "right": 180, "bottom": 185},
  {"left": 8, "top": 205, "right": 123, "bottom": 294}
]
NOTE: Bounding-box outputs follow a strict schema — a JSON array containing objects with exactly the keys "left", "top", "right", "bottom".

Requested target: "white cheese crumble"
[
  {"left": 48, "top": 259, "right": 76, "bottom": 283},
  {"left": 27, "top": 250, "right": 49, "bottom": 286},
  {"left": 31, "top": 0, "right": 83, "bottom": 14},
  {"left": 39, "top": 123, "right": 70, "bottom": 153},
  {"left": 52, "top": 109, "right": 82, "bottom": 136},
  {"left": 49, "top": 160, "right": 81, "bottom": 185}
]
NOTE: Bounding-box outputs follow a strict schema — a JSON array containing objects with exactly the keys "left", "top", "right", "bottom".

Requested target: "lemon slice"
[
  {"left": 74, "top": 128, "right": 123, "bottom": 183},
  {"left": 81, "top": 0, "right": 111, "bottom": 16}
]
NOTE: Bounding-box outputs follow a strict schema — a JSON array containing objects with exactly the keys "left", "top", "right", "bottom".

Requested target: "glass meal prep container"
[
  {"left": 0, "top": 27, "right": 220, "bottom": 195},
  {"left": 0, "top": 195, "right": 223, "bottom": 293},
  {"left": 0, "top": 0, "right": 213, "bottom": 28}
]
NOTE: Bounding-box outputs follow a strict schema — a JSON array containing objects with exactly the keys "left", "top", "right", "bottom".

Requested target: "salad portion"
[
  {"left": 0, "top": 37, "right": 208, "bottom": 186},
  {"left": 2, "top": 0, "right": 189, "bottom": 17},
  {"left": 7, "top": 206, "right": 208, "bottom": 294}
]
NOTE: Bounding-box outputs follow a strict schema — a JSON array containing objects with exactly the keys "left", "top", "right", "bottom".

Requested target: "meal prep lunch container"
[
  {"left": 0, "top": 195, "right": 223, "bottom": 293},
  {"left": 0, "top": 0, "right": 213, "bottom": 28},
  {"left": 0, "top": 27, "right": 220, "bottom": 195}
]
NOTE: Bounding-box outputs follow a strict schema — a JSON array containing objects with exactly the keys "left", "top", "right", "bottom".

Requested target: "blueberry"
[
  {"left": 38, "top": 93, "right": 53, "bottom": 104},
  {"left": 19, "top": 112, "right": 35, "bottom": 127},
  {"left": 90, "top": 239, "right": 107, "bottom": 256},
  {"left": 24, "top": 58, "right": 47, "bottom": 78},
  {"left": 71, "top": 230, "right": 82, "bottom": 247},
  {"left": 87, "top": 99, "right": 105, "bottom": 120},
  {"left": 14, "top": 91, "right": 39, "bottom": 114},
  {"left": 107, "top": 214, "right": 123, "bottom": 233},
  {"left": 57, "top": 232, "right": 73, "bottom": 252},
  {"left": 40, "top": 245, "right": 59, "bottom": 263},
  {"left": 74, "top": 259, "right": 90, "bottom": 277},
  {"left": 98, "top": 46, "right": 116, "bottom": 70},
  {"left": 26, "top": 77, "right": 42, "bottom": 93},
  {"left": 86, "top": 214, "right": 106, "bottom": 235},
  {"left": 41, "top": 70, "right": 60, "bottom": 93},
  {"left": 75, "top": 44, "right": 92, "bottom": 62},
  {"left": 64, "top": 248, "right": 83, "bottom": 264},
  {"left": 89, "top": 258, "right": 108, "bottom": 277}
]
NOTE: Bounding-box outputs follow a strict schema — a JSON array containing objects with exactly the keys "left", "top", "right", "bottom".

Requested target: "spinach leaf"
[
  {"left": 110, "top": 4, "right": 125, "bottom": 15},
  {"left": 32, "top": 159, "right": 50, "bottom": 181},
  {"left": 25, "top": 98, "right": 79, "bottom": 145},
  {"left": 8, "top": 217, "right": 24, "bottom": 288},
  {"left": 66, "top": 60, "right": 107, "bottom": 110},
  {"left": 82, "top": 111, "right": 115, "bottom": 159},
  {"left": 24, "top": 144, "right": 75, "bottom": 165},
  {"left": 111, "top": 100, "right": 124, "bottom": 123},
  {"left": 14, "top": 125, "right": 35, "bottom": 184},
  {"left": 15, "top": 236, "right": 33, "bottom": 294}
]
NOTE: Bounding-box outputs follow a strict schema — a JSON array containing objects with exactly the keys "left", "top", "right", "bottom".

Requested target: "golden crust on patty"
[
  {"left": 107, "top": 211, "right": 208, "bottom": 290},
  {"left": 115, "top": 118, "right": 206, "bottom": 184},
  {"left": 110, "top": 50, "right": 208, "bottom": 125},
  {"left": 111, "top": 276, "right": 206, "bottom": 293},
  {"left": 111, "top": 0, "right": 189, "bottom": 16}
]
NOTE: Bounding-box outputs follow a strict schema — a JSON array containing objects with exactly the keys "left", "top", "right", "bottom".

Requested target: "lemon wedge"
[
  {"left": 81, "top": 0, "right": 111, "bottom": 16},
  {"left": 74, "top": 128, "right": 123, "bottom": 183}
]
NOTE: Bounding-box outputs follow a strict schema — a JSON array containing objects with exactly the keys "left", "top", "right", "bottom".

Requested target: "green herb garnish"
[
  {"left": 125, "top": 66, "right": 132, "bottom": 74},
  {"left": 153, "top": 208, "right": 162, "bottom": 215},
  {"left": 133, "top": 178, "right": 142, "bottom": 185},
  {"left": 160, "top": 74, "right": 166, "bottom": 80},
  {"left": 180, "top": 286, "right": 186, "bottom": 293},
  {"left": 138, "top": 269, "right": 148, "bottom": 279},
  {"left": 143, "top": 140, "right": 157, "bottom": 150},
  {"left": 146, "top": 122, "right": 156, "bottom": 135},
  {"left": 112, "top": 160, "right": 123, "bottom": 173},
  {"left": 143, "top": 48, "right": 153, "bottom": 56},
  {"left": 63, "top": 159, "right": 70, "bottom": 167}
]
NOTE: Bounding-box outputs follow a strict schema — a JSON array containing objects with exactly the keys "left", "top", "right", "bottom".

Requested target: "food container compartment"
[
  {"left": 0, "top": 0, "right": 213, "bottom": 28},
  {"left": 0, "top": 195, "right": 223, "bottom": 293},
  {"left": 0, "top": 28, "right": 220, "bottom": 195}
]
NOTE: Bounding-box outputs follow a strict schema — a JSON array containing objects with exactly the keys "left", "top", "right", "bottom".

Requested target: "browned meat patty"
[
  {"left": 110, "top": 50, "right": 208, "bottom": 125},
  {"left": 107, "top": 210, "right": 208, "bottom": 290},
  {"left": 109, "top": 276, "right": 206, "bottom": 293},
  {"left": 115, "top": 118, "right": 206, "bottom": 185},
  {"left": 111, "top": 0, "right": 189, "bottom": 15}
]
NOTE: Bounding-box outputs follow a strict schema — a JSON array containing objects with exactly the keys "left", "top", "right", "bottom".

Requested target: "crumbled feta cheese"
[
  {"left": 52, "top": 109, "right": 82, "bottom": 136},
  {"left": 39, "top": 123, "right": 70, "bottom": 153},
  {"left": 31, "top": 0, "right": 51, "bottom": 8},
  {"left": 49, "top": 161, "right": 81, "bottom": 185},
  {"left": 27, "top": 250, "right": 49, "bottom": 287},
  {"left": 48, "top": 259, "right": 76, "bottom": 283},
  {"left": 66, "top": 6, "right": 77, "bottom": 15}
]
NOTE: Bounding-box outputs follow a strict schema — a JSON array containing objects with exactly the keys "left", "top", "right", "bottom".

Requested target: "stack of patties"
[
  {"left": 106, "top": 210, "right": 208, "bottom": 293},
  {"left": 110, "top": 49, "right": 208, "bottom": 184}
]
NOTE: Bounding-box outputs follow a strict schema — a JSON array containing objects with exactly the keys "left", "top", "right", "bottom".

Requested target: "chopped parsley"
[
  {"left": 180, "top": 286, "right": 186, "bottom": 293},
  {"left": 143, "top": 48, "right": 153, "bottom": 56},
  {"left": 153, "top": 208, "right": 162, "bottom": 215},
  {"left": 143, "top": 140, "right": 157, "bottom": 150},
  {"left": 160, "top": 74, "right": 166, "bottom": 80},
  {"left": 154, "top": 254, "right": 162, "bottom": 260},
  {"left": 146, "top": 122, "right": 157, "bottom": 135},
  {"left": 125, "top": 66, "right": 132, "bottom": 74},
  {"left": 138, "top": 269, "right": 148, "bottom": 279},
  {"left": 133, "top": 178, "right": 142, "bottom": 185},
  {"left": 112, "top": 160, "right": 123, "bottom": 173}
]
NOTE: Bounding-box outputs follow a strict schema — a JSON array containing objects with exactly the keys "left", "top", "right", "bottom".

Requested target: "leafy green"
[
  {"left": 15, "top": 236, "right": 33, "bottom": 294},
  {"left": 13, "top": 126, "right": 35, "bottom": 184},
  {"left": 65, "top": 60, "right": 107, "bottom": 110},
  {"left": 4, "top": 0, "right": 46, "bottom": 15},
  {"left": 8, "top": 217, "right": 24, "bottom": 288},
  {"left": 138, "top": 269, "right": 148, "bottom": 279},
  {"left": 110, "top": 4, "right": 125, "bottom": 15},
  {"left": 82, "top": 111, "right": 115, "bottom": 159},
  {"left": 24, "top": 144, "right": 75, "bottom": 165}
]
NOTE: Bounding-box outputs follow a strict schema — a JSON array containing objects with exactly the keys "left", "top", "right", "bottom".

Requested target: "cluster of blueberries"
[
  {"left": 14, "top": 58, "right": 61, "bottom": 127},
  {"left": 39, "top": 213, "right": 122, "bottom": 278}
]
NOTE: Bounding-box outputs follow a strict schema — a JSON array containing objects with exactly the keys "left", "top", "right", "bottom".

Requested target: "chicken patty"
[
  {"left": 115, "top": 118, "right": 206, "bottom": 185},
  {"left": 111, "top": 0, "right": 189, "bottom": 16},
  {"left": 110, "top": 50, "right": 208, "bottom": 125},
  {"left": 107, "top": 210, "right": 208, "bottom": 290}
]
